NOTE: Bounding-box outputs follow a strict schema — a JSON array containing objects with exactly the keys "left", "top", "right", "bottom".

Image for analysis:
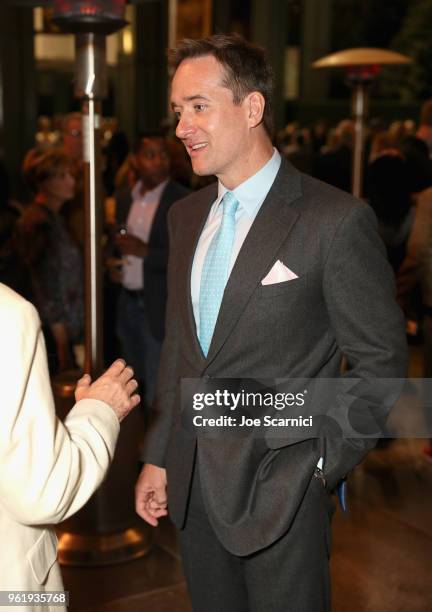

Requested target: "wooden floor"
[{"left": 62, "top": 347, "right": 432, "bottom": 612}]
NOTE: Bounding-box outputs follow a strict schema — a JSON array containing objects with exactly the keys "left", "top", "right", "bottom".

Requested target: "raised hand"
[{"left": 75, "top": 359, "right": 140, "bottom": 422}]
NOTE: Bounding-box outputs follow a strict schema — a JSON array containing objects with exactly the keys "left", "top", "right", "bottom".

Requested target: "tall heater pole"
[
  {"left": 53, "top": 2, "right": 127, "bottom": 378},
  {"left": 52, "top": 1, "right": 151, "bottom": 566},
  {"left": 75, "top": 32, "right": 106, "bottom": 375}
]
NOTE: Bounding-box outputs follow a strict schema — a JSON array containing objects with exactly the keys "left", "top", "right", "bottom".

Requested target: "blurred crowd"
[
  {"left": 277, "top": 103, "right": 432, "bottom": 347},
  {"left": 0, "top": 114, "right": 194, "bottom": 424},
  {"left": 2, "top": 102, "right": 432, "bottom": 422}
]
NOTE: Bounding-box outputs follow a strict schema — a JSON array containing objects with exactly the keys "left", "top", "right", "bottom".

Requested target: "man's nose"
[{"left": 176, "top": 114, "right": 194, "bottom": 140}]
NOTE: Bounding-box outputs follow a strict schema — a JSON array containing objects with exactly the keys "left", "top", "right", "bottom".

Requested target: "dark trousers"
[
  {"left": 116, "top": 288, "right": 162, "bottom": 407},
  {"left": 179, "top": 461, "right": 334, "bottom": 612}
]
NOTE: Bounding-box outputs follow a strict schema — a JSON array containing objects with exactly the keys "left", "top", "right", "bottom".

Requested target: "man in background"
[{"left": 114, "top": 133, "right": 189, "bottom": 408}]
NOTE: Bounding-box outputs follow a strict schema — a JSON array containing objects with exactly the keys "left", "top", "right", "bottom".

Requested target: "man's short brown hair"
[{"left": 169, "top": 34, "right": 274, "bottom": 136}]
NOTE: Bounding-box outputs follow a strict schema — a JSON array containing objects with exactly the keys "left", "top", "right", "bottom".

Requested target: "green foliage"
[
  {"left": 330, "top": 0, "right": 410, "bottom": 100},
  {"left": 332, "top": 0, "right": 408, "bottom": 50},
  {"left": 386, "top": 0, "right": 432, "bottom": 100}
]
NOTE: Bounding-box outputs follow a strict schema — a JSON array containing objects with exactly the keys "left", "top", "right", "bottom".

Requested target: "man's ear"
[{"left": 247, "top": 92, "right": 265, "bottom": 128}]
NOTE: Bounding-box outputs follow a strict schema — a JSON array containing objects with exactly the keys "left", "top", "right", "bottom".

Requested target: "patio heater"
[
  {"left": 313, "top": 48, "right": 412, "bottom": 199},
  {"left": 52, "top": 0, "right": 127, "bottom": 376},
  {"left": 51, "top": 0, "right": 152, "bottom": 565}
]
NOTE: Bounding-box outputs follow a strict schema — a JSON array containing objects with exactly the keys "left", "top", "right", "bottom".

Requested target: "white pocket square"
[{"left": 261, "top": 260, "right": 299, "bottom": 285}]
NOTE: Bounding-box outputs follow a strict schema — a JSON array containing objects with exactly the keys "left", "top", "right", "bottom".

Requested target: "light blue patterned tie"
[{"left": 199, "top": 191, "right": 239, "bottom": 357}]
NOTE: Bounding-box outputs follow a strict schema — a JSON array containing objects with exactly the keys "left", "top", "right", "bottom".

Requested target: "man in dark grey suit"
[{"left": 135, "top": 35, "right": 407, "bottom": 611}]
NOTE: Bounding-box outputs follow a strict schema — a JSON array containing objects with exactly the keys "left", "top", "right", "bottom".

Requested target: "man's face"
[
  {"left": 134, "top": 138, "right": 170, "bottom": 189},
  {"left": 171, "top": 55, "right": 251, "bottom": 187}
]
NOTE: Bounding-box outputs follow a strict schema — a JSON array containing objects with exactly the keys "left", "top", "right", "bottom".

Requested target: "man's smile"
[{"left": 186, "top": 142, "right": 209, "bottom": 156}]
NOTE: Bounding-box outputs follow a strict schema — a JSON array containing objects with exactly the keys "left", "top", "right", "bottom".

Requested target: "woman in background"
[{"left": 15, "top": 149, "right": 84, "bottom": 373}]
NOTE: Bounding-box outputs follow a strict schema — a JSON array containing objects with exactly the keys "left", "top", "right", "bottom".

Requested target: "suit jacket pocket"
[
  {"left": 259, "top": 276, "right": 304, "bottom": 298},
  {"left": 26, "top": 529, "right": 58, "bottom": 585}
]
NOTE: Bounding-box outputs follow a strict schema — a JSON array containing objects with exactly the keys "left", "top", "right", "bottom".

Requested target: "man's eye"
[{"left": 194, "top": 104, "right": 206, "bottom": 112}]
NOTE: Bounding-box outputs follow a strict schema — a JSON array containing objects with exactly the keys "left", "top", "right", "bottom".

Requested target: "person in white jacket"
[{"left": 0, "top": 283, "right": 139, "bottom": 611}]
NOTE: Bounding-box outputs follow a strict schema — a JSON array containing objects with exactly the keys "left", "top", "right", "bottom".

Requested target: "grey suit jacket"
[{"left": 143, "top": 159, "right": 408, "bottom": 555}]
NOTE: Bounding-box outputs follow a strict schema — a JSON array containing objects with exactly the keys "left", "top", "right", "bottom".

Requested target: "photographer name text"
[{"left": 192, "top": 415, "right": 313, "bottom": 427}]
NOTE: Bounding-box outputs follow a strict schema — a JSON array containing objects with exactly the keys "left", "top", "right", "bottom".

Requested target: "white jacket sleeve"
[{"left": 0, "top": 286, "right": 120, "bottom": 525}]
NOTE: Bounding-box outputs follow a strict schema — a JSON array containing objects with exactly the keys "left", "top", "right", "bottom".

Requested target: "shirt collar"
[
  {"left": 131, "top": 178, "right": 169, "bottom": 203},
  {"left": 216, "top": 148, "right": 281, "bottom": 218}
]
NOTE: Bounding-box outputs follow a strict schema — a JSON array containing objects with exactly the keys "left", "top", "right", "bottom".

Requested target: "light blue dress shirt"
[{"left": 191, "top": 148, "right": 282, "bottom": 332}]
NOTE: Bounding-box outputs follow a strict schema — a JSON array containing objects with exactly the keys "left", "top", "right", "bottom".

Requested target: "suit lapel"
[
  {"left": 147, "top": 181, "right": 171, "bottom": 244},
  {"left": 176, "top": 183, "right": 218, "bottom": 363},
  {"left": 205, "top": 160, "right": 302, "bottom": 366},
  {"left": 115, "top": 187, "right": 132, "bottom": 226}
]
